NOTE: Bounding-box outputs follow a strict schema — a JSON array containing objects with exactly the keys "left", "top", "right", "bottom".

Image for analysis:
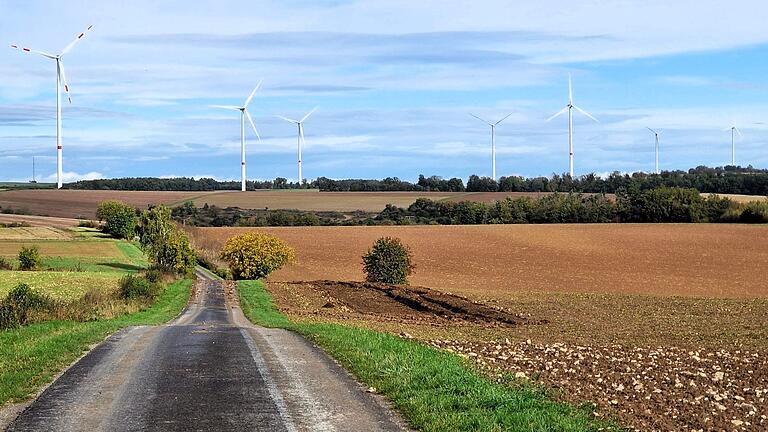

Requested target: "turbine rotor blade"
[
  {"left": 568, "top": 73, "right": 573, "bottom": 104},
  {"left": 61, "top": 25, "right": 94, "bottom": 55},
  {"left": 735, "top": 127, "right": 743, "bottom": 137},
  {"left": 300, "top": 107, "right": 318, "bottom": 123},
  {"left": 546, "top": 107, "right": 568, "bottom": 122},
  {"left": 494, "top": 111, "right": 515, "bottom": 126},
  {"left": 243, "top": 79, "right": 262, "bottom": 108},
  {"left": 244, "top": 109, "right": 261, "bottom": 142},
  {"left": 469, "top": 113, "right": 491, "bottom": 125},
  {"left": 210, "top": 105, "right": 241, "bottom": 110},
  {"left": 276, "top": 115, "right": 299, "bottom": 123},
  {"left": 646, "top": 127, "right": 658, "bottom": 135},
  {"left": 58, "top": 61, "right": 72, "bottom": 104},
  {"left": 11, "top": 45, "right": 57, "bottom": 59},
  {"left": 574, "top": 105, "right": 599, "bottom": 123}
]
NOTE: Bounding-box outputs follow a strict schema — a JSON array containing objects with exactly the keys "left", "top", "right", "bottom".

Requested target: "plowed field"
[
  {"left": 189, "top": 224, "right": 768, "bottom": 298},
  {"left": 0, "top": 190, "right": 210, "bottom": 218}
]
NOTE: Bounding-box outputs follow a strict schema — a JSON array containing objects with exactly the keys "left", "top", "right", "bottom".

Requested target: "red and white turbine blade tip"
[
  {"left": 61, "top": 24, "right": 94, "bottom": 55},
  {"left": 59, "top": 62, "right": 72, "bottom": 104}
]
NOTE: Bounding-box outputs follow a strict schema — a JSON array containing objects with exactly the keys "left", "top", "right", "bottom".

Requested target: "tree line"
[
  {"left": 171, "top": 187, "right": 768, "bottom": 227},
  {"left": 65, "top": 166, "right": 768, "bottom": 195}
]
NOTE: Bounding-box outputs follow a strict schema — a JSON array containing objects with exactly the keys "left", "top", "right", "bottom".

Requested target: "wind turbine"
[
  {"left": 469, "top": 112, "right": 514, "bottom": 180},
  {"left": 725, "top": 125, "right": 742, "bottom": 166},
  {"left": 277, "top": 108, "right": 317, "bottom": 184},
  {"left": 646, "top": 127, "right": 661, "bottom": 174},
  {"left": 11, "top": 25, "right": 94, "bottom": 189},
  {"left": 547, "top": 74, "right": 598, "bottom": 177},
  {"left": 211, "top": 81, "right": 262, "bottom": 192}
]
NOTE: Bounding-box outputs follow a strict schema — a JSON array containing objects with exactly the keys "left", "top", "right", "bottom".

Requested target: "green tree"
[
  {"left": 96, "top": 200, "right": 137, "bottom": 239},
  {"left": 138, "top": 206, "right": 196, "bottom": 274},
  {"left": 18, "top": 246, "right": 41, "bottom": 271},
  {"left": 362, "top": 237, "right": 415, "bottom": 285}
]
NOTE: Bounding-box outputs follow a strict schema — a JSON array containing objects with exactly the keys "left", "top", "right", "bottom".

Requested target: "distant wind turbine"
[
  {"left": 469, "top": 112, "right": 514, "bottom": 181},
  {"left": 211, "top": 81, "right": 263, "bottom": 192},
  {"left": 725, "top": 125, "right": 742, "bottom": 166},
  {"left": 11, "top": 25, "right": 94, "bottom": 189},
  {"left": 277, "top": 108, "right": 317, "bottom": 184},
  {"left": 547, "top": 74, "right": 598, "bottom": 177},
  {"left": 646, "top": 127, "right": 661, "bottom": 174}
]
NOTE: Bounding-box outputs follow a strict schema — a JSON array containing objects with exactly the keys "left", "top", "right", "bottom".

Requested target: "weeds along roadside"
[
  {"left": 236, "top": 279, "right": 622, "bottom": 432},
  {"left": 0, "top": 278, "right": 192, "bottom": 406}
]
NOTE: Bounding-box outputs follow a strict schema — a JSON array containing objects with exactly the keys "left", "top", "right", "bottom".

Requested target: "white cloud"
[{"left": 42, "top": 171, "right": 104, "bottom": 182}]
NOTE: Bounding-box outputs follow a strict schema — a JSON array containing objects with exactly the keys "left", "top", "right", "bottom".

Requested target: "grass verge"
[
  {"left": 0, "top": 279, "right": 192, "bottom": 406},
  {"left": 238, "top": 280, "right": 620, "bottom": 432}
]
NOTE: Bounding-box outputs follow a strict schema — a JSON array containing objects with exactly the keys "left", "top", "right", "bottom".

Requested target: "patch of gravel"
[{"left": 426, "top": 339, "right": 767, "bottom": 431}]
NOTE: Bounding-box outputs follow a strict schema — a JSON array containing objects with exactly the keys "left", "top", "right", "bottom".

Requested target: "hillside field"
[
  {"left": 188, "top": 224, "right": 768, "bottom": 298},
  {"left": 189, "top": 223, "right": 768, "bottom": 431}
]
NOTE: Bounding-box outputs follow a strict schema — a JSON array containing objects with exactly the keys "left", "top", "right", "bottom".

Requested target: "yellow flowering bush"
[{"left": 219, "top": 232, "right": 295, "bottom": 280}]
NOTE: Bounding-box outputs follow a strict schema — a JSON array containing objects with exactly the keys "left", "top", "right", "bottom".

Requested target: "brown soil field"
[
  {"left": 265, "top": 262, "right": 768, "bottom": 431},
  {"left": 0, "top": 214, "right": 81, "bottom": 228},
  {"left": 188, "top": 190, "right": 555, "bottom": 212},
  {"left": 0, "top": 240, "right": 122, "bottom": 258},
  {"left": 189, "top": 224, "right": 768, "bottom": 298},
  {"left": 0, "top": 190, "right": 211, "bottom": 218}
]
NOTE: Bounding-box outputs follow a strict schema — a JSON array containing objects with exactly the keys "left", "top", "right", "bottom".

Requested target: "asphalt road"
[{"left": 6, "top": 271, "right": 408, "bottom": 431}]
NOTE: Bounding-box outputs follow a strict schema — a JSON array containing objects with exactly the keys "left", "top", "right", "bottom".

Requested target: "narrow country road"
[{"left": 7, "top": 270, "right": 408, "bottom": 431}]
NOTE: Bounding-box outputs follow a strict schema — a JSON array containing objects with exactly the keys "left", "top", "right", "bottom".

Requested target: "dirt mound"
[{"left": 277, "top": 280, "right": 543, "bottom": 326}]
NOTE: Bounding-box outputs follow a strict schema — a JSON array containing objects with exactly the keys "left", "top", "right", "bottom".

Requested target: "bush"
[
  {"left": 0, "top": 257, "right": 12, "bottom": 270},
  {"left": 739, "top": 201, "right": 768, "bottom": 223},
  {"left": 0, "top": 284, "right": 51, "bottom": 329},
  {"left": 219, "top": 232, "right": 295, "bottom": 280},
  {"left": 362, "top": 237, "right": 415, "bottom": 285},
  {"left": 144, "top": 268, "right": 164, "bottom": 283},
  {"left": 18, "top": 246, "right": 41, "bottom": 271},
  {"left": 96, "top": 200, "right": 138, "bottom": 239},
  {"left": 118, "top": 274, "right": 160, "bottom": 300},
  {"left": 616, "top": 187, "right": 706, "bottom": 223},
  {"left": 77, "top": 219, "right": 100, "bottom": 228},
  {"left": 138, "top": 206, "right": 197, "bottom": 275}
]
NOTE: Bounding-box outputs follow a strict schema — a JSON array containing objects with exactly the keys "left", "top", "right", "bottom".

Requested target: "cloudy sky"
[{"left": 1, "top": 0, "right": 768, "bottom": 183}]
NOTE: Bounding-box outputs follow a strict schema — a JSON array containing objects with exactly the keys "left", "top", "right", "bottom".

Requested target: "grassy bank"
[
  {"left": 238, "top": 280, "right": 619, "bottom": 432},
  {"left": 0, "top": 279, "right": 191, "bottom": 406}
]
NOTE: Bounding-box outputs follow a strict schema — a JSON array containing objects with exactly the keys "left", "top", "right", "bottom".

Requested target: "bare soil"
[
  {"left": 0, "top": 190, "right": 208, "bottom": 218},
  {"left": 270, "top": 280, "right": 539, "bottom": 327},
  {"left": 267, "top": 281, "right": 768, "bottom": 432},
  {"left": 191, "top": 224, "right": 768, "bottom": 298}
]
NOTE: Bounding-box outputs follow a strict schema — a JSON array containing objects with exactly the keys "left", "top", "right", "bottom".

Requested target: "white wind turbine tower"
[
  {"left": 547, "top": 74, "right": 598, "bottom": 177},
  {"left": 211, "top": 81, "right": 263, "bottom": 192},
  {"left": 277, "top": 108, "right": 317, "bottom": 184},
  {"left": 11, "top": 25, "right": 94, "bottom": 189},
  {"left": 725, "top": 125, "right": 742, "bottom": 166},
  {"left": 646, "top": 127, "right": 661, "bottom": 174},
  {"left": 469, "top": 112, "right": 514, "bottom": 180}
]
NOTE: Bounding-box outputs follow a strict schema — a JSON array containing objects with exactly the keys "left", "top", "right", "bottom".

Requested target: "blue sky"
[{"left": 2, "top": 0, "right": 768, "bottom": 183}]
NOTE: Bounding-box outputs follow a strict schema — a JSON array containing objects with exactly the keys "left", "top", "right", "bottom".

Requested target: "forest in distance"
[{"left": 62, "top": 166, "right": 768, "bottom": 196}]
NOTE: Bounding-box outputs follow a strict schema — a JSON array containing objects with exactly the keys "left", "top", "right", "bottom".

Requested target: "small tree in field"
[
  {"left": 138, "top": 206, "right": 196, "bottom": 275},
  {"left": 18, "top": 246, "right": 41, "bottom": 271},
  {"left": 219, "top": 232, "right": 295, "bottom": 280},
  {"left": 96, "top": 200, "right": 137, "bottom": 239},
  {"left": 362, "top": 237, "right": 414, "bottom": 285}
]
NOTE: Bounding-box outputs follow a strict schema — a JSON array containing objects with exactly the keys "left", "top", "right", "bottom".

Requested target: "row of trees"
[
  {"left": 63, "top": 166, "right": 768, "bottom": 195},
  {"left": 379, "top": 188, "right": 766, "bottom": 225}
]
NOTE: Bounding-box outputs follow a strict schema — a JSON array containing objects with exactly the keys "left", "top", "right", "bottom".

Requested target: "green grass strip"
[
  {"left": 238, "top": 280, "right": 621, "bottom": 432},
  {"left": 0, "top": 279, "right": 192, "bottom": 406}
]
